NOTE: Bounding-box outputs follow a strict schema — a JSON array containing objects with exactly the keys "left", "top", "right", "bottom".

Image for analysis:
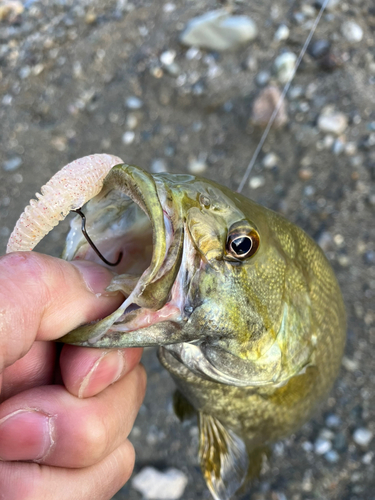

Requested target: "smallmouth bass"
[{"left": 7, "top": 156, "right": 346, "bottom": 500}]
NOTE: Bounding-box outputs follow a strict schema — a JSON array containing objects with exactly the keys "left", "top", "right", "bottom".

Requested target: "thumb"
[{"left": 0, "top": 252, "right": 123, "bottom": 371}]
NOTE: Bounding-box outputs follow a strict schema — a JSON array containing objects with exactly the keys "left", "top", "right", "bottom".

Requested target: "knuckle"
[{"left": 75, "top": 413, "right": 110, "bottom": 463}]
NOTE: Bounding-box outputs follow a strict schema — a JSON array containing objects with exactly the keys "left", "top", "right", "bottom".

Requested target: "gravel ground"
[{"left": 1, "top": 1, "right": 375, "bottom": 499}]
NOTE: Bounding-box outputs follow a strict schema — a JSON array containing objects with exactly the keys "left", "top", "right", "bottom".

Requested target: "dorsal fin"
[{"left": 198, "top": 413, "right": 249, "bottom": 500}]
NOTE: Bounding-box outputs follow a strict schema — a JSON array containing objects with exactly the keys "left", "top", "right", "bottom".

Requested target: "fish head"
[{"left": 61, "top": 164, "right": 314, "bottom": 388}]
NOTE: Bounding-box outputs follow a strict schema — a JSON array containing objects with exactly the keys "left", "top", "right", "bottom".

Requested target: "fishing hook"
[{"left": 72, "top": 208, "right": 122, "bottom": 267}]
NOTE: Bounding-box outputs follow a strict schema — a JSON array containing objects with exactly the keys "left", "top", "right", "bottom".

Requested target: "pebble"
[
  {"left": 3, "top": 156, "right": 22, "bottom": 172},
  {"left": 160, "top": 50, "right": 176, "bottom": 66},
  {"left": 341, "top": 21, "right": 364, "bottom": 43},
  {"left": 317, "top": 109, "right": 348, "bottom": 135},
  {"left": 362, "top": 452, "right": 373, "bottom": 465},
  {"left": 125, "top": 96, "right": 143, "bottom": 109},
  {"left": 0, "top": 0, "right": 24, "bottom": 22},
  {"left": 126, "top": 114, "right": 139, "bottom": 130},
  {"left": 314, "top": 438, "right": 332, "bottom": 455},
  {"left": 188, "top": 157, "right": 207, "bottom": 175},
  {"left": 325, "top": 450, "right": 339, "bottom": 463},
  {"left": 299, "top": 168, "right": 313, "bottom": 181},
  {"left": 314, "top": 0, "right": 340, "bottom": 10},
  {"left": 251, "top": 86, "right": 288, "bottom": 129},
  {"left": 301, "top": 441, "right": 314, "bottom": 452},
  {"left": 151, "top": 158, "right": 168, "bottom": 173},
  {"left": 332, "top": 137, "right": 346, "bottom": 155},
  {"left": 274, "top": 24, "right": 290, "bottom": 42},
  {"left": 262, "top": 153, "right": 279, "bottom": 169},
  {"left": 180, "top": 9, "right": 258, "bottom": 51},
  {"left": 309, "top": 39, "right": 331, "bottom": 60},
  {"left": 274, "top": 52, "right": 297, "bottom": 84},
  {"left": 353, "top": 428, "right": 373, "bottom": 447},
  {"left": 131, "top": 467, "right": 188, "bottom": 500},
  {"left": 326, "top": 414, "right": 342, "bottom": 428},
  {"left": 333, "top": 432, "right": 347, "bottom": 452},
  {"left": 256, "top": 70, "right": 271, "bottom": 87},
  {"left": 342, "top": 356, "right": 359, "bottom": 372},
  {"left": 249, "top": 176, "right": 265, "bottom": 189},
  {"left": 122, "top": 131, "right": 135, "bottom": 144}
]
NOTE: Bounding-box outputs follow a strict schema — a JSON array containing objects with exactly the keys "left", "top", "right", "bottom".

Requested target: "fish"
[{"left": 7, "top": 155, "right": 346, "bottom": 500}]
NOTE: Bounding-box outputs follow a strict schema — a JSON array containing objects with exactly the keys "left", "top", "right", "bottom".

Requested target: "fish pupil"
[{"left": 231, "top": 236, "right": 252, "bottom": 256}]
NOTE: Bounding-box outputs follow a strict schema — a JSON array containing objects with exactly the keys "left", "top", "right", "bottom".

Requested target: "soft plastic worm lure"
[{"left": 6, "top": 154, "right": 123, "bottom": 253}]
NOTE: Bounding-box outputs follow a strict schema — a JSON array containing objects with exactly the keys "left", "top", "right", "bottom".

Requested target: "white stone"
[
  {"left": 122, "top": 131, "right": 135, "bottom": 144},
  {"left": 274, "top": 52, "right": 297, "bottom": 84},
  {"left": 188, "top": 157, "right": 207, "bottom": 175},
  {"left": 314, "top": 438, "right": 332, "bottom": 455},
  {"left": 274, "top": 24, "right": 290, "bottom": 42},
  {"left": 317, "top": 109, "right": 348, "bottom": 135},
  {"left": 325, "top": 450, "right": 339, "bottom": 463},
  {"left": 353, "top": 428, "right": 373, "bottom": 447},
  {"left": 160, "top": 50, "right": 176, "bottom": 66},
  {"left": 180, "top": 9, "right": 257, "bottom": 51},
  {"left": 125, "top": 96, "right": 143, "bottom": 109},
  {"left": 132, "top": 467, "right": 188, "bottom": 500},
  {"left": 151, "top": 158, "right": 168, "bottom": 173},
  {"left": 341, "top": 21, "right": 363, "bottom": 43},
  {"left": 249, "top": 176, "right": 265, "bottom": 189},
  {"left": 262, "top": 153, "right": 279, "bottom": 169},
  {"left": 3, "top": 156, "right": 22, "bottom": 172},
  {"left": 342, "top": 356, "right": 359, "bottom": 372}
]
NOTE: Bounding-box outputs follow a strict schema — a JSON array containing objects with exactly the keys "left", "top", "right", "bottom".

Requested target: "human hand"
[{"left": 0, "top": 252, "right": 146, "bottom": 500}]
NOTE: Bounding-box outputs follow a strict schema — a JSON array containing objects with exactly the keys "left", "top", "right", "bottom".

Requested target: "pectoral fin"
[{"left": 198, "top": 413, "right": 248, "bottom": 500}]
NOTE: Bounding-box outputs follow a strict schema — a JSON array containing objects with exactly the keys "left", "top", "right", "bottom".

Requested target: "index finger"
[{"left": 0, "top": 252, "right": 124, "bottom": 370}]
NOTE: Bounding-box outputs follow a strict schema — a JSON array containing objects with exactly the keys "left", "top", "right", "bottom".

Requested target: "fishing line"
[{"left": 237, "top": 0, "right": 331, "bottom": 193}]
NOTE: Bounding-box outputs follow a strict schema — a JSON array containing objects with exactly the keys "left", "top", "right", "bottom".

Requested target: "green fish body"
[{"left": 60, "top": 164, "right": 346, "bottom": 500}]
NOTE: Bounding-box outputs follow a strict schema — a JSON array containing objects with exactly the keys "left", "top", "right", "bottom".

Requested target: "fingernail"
[
  {"left": 78, "top": 350, "right": 125, "bottom": 398},
  {"left": 71, "top": 260, "right": 115, "bottom": 295},
  {"left": 0, "top": 409, "right": 54, "bottom": 461}
]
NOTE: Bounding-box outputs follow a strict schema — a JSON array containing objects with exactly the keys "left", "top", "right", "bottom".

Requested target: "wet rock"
[
  {"left": 353, "top": 428, "right": 373, "bottom": 447},
  {"left": 251, "top": 86, "right": 288, "bottom": 129},
  {"left": 317, "top": 108, "right": 348, "bottom": 135},
  {"left": 132, "top": 467, "right": 188, "bottom": 499},
  {"left": 341, "top": 21, "right": 363, "bottom": 43},
  {"left": 180, "top": 9, "right": 258, "bottom": 51},
  {"left": 274, "top": 52, "right": 297, "bottom": 84},
  {"left": 3, "top": 156, "right": 22, "bottom": 172}
]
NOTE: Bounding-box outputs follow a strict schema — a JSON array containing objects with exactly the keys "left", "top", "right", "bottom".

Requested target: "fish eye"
[{"left": 226, "top": 230, "right": 259, "bottom": 260}]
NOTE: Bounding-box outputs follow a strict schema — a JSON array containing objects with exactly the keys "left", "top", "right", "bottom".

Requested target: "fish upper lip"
[{"left": 61, "top": 165, "right": 189, "bottom": 344}]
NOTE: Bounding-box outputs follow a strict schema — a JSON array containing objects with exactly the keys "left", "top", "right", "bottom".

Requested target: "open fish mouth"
[{"left": 61, "top": 164, "right": 193, "bottom": 346}]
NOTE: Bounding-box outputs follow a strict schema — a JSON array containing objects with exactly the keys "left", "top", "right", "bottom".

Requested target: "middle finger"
[{"left": 0, "top": 363, "right": 146, "bottom": 468}]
